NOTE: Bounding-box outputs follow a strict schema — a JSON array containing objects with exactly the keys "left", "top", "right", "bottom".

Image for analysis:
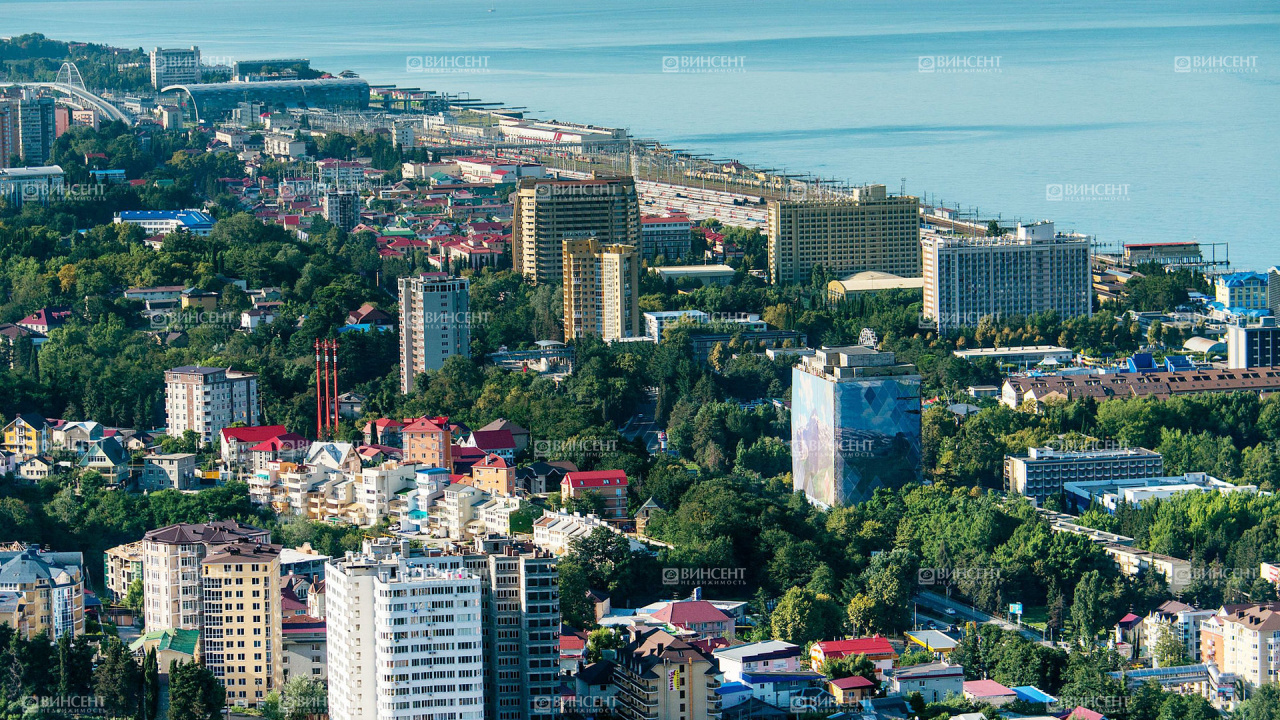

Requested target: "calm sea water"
[{"left": 3, "top": 0, "right": 1277, "bottom": 267}]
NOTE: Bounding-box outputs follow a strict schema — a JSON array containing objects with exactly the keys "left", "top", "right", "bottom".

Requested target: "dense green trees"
[{"left": 168, "top": 659, "right": 225, "bottom": 720}]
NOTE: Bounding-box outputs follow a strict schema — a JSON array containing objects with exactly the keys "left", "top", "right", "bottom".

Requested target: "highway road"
[{"left": 913, "top": 589, "right": 1047, "bottom": 644}]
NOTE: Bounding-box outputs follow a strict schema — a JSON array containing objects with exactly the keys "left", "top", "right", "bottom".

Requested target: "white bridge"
[{"left": 0, "top": 62, "right": 132, "bottom": 126}]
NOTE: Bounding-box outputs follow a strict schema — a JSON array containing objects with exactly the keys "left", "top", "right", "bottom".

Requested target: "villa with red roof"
[
  {"left": 562, "top": 470, "right": 629, "bottom": 520},
  {"left": 461, "top": 428, "right": 516, "bottom": 461},
  {"left": 810, "top": 636, "right": 897, "bottom": 677},
  {"left": 249, "top": 433, "right": 310, "bottom": 472},
  {"left": 471, "top": 453, "right": 515, "bottom": 496},
  {"left": 220, "top": 425, "right": 289, "bottom": 466},
  {"left": 17, "top": 307, "right": 72, "bottom": 335},
  {"left": 403, "top": 417, "right": 452, "bottom": 469},
  {"left": 651, "top": 600, "right": 735, "bottom": 640}
]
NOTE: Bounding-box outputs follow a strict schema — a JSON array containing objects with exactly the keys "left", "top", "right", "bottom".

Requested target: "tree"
[
  {"left": 93, "top": 636, "right": 141, "bottom": 718},
  {"left": 557, "top": 557, "right": 596, "bottom": 629},
  {"left": 818, "top": 653, "right": 878, "bottom": 686},
  {"left": 1152, "top": 623, "right": 1186, "bottom": 668},
  {"left": 277, "top": 677, "right": 327, "bottom": 720},
  {"left": 986, "top": 220, "right": 1001, "bottom": 238},
  {"left": 1070, "top": 570, "right": 1113, "bottom": 643},
  {"left": 123, "top": 577, "right": 144, "bottom": 611},
  {"left": 142, "top": 648, "right": 159, "bottom": 720},
  {"left": 586, "top": 628, "right": 625, "bottom": 663},
  {"left": 1237, "top": 683, "right": 1280, "bottom": 720},
  {"left": 167, "top": 659, "right": 224, "bottom": 720},
  {"left": 770, "top": 587, "right": 843, "bottom": 645}
]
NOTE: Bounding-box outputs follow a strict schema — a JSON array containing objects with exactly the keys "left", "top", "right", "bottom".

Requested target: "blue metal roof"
[{"left": 1012, "top": 686, "right": 1056, "bottom": 703}]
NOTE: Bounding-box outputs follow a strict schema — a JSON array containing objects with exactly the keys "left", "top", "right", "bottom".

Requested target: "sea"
[{"left": 3, "top": 0, "right": 1277, "bottom": 267}]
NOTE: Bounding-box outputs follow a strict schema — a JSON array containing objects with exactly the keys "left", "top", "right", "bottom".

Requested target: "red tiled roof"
[
  {"left": 651, "top": 600, "right": 731, "bottom": 626},
  {"left": 832, "top": 675, "right": 874, "bottom": 689},
  {"left": 249, "top": 433, "right": 308, "bottom": 452},
  {"left": 565, "top": 470, "right": 628, "bottom": 489},
  {"left": 469, "top": 429, "right": 514, "bottom": 451},
  {"left": 814, "top": 636, "right": 895, "bottom": 658},
  {"left": 475, "top": 453, "right": 510, "bottom": 469},
  {"left": 964, "top": 679, "right": 1014, "bottom": 697},
  {"left": 403, "top": 418, "right": 447, "bottom": 434},
  {"left": 221, "top": 425, "right": 289, "bottom": 443}
]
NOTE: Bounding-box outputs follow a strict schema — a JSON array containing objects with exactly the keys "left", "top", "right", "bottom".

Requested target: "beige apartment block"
[{"left": 767, "top": 185, "right": 920, "bottom": 285}]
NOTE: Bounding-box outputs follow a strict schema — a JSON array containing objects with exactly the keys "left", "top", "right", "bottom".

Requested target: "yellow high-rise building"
[
  {"left": 513, "top": 177, "right": 640, "bottom": 285},
  {"left": 562, "top": 238, "right": 641, "bottom": 341},
  {"left": 200, "top": 541, "right": 284, "bottom": 708}
]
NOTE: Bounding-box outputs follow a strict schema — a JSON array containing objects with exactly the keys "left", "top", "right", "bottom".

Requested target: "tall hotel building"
[
  {"left": 791, "top": 346, "right": 921, "bottom": 507},
  {"left": 921, "top": 221, "right": 1092, "bottom": 332},
  {"left": 164, "top": 366, "right": 260, "bottom": 444},
  {"left": 1004, "top": 446, "right": 1164, "bottom": 504},
  {"left": 562, "top": 238, "right": 641, "bottom": 341},
  {"left": 398, "top": 273, "right": 471, "bottom": 393},
  {"left": 512, "top": 177, "right": 640, "bottom": 285},
  {"left": 329, "top": 537, "right": 560, "bottom": 720},
  {"left": 767, "top": 185, "right": 921, "bottom": 285}
]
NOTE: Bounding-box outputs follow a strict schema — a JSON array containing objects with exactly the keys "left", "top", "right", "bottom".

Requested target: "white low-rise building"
[{"left": 531, "top": 510, "right": 648, "bottom": 556}]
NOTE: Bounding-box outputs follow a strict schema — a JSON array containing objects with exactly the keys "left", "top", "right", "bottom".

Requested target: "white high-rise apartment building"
[
  {"left": 921, "top": 221, "right": 1092, "bottom": 332},
  {"left": 326, "top": 552, "right": 485, "bottom": 720},
  {"left": 150, "top": 46, "right": 202, "bottom": 88},
  {"left": 165, "top": 366, "right": 260, "bottom": 443},
  {"left": 335, "top": 538, "right": 561, "bottom": 720},
  {"left": 398, "top": 274, "right": 471, "bottom": 393}
]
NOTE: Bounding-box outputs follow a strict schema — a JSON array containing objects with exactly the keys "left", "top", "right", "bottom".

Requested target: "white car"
[{"left": 945, "top": 608, "right": 957, "bottom": 616}]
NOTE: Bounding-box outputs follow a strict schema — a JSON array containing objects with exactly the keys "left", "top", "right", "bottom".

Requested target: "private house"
[
  {"left": 3, "top": 414, "right": 49, "bottom": 458},
  {"left": 249, "top": 434, "right": 310, "bottom": 473},
  {"left": 964, "top": 679, "right": 1017, "bottom": 707},
  {"left": 362, "top": 418, "right": 404, "bottom": 447},
  {"left": 650, "top": 600, "right": 736, "bottom": 641},
  {"left": 888, "top": 662, "right": 964, "bottom": 704},
  {"left": 714, "top": 640, "right": 803, "bottom": 683},
  {"left": 612, "top": 627, "right": 721, "bottom": 720},
  {"left": 810, "top": 636, "right": 897, "bottom": 678},
  {"left": 139, "top": 453, "right": 198, "bottom": 491},
  {"left": 476, "top": 418, "right": 530, "bottom": 455},
  {"left": 219, "top": 425, "right": 289, "bottom": 467},
  {"left": 53, "top": 421, "right": 104, "bottom": 453},
  {"left": 829, "top": 675, "right": 876, "bottom": 704},
  {"left": 16, "top": 307, "right": 71, "bottom": 335},
  {"left": 460, "top": 428, "right": 516, "bottom": 461},
  {"left": 17, "top": 455, "right": 54, "bottom": 481},
  {"left": 402, "top": 417, "right": 452, "bottom": 469},
  {"left": 516, "top": 460, "right": 576, "bottom": 495},
  {"left": 128, "top": 628, "right": 199, "bottom": 673},
  {"left": 78, "top": 437, "right": 130, "bottom": 484},
  {"left": 562, "top": 470, "right": 629, "bottom": 520},
  {"left": 471, "top": 453, "right": 516, "bottom": 496},
  {"left": 0, "top": 546, "right": 86, "bottom": 639}
]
